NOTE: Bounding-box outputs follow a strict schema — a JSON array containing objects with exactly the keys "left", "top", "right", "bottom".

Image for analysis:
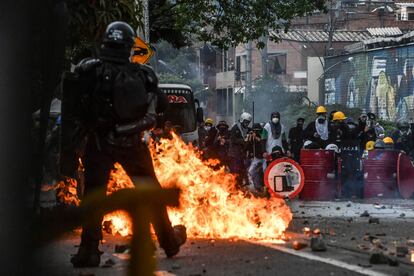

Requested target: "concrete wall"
[
  {"left": 215, "top": 70, "right": 235, "bottom": 124},
  {"left": 307, "top": 57, "right": 324, "bottom": 104},
  {"left": 324, "top": 44, "right": 414, "bottom": 121}
]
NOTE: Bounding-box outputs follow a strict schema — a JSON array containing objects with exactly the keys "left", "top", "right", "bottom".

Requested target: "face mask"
[
  {"left": 205, "top": 126, "right": 211, "bottom": 131},
  {"left": 241, "top": 120, "right": 250, "bottom": 128},
  {"left": 317, "top": 117, "right": 326, "bottom": 124},
  {"left": 272, "top": 118, "right": 279, "bottom": 124}
]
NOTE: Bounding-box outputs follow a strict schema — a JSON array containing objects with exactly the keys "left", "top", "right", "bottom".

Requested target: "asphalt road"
[
  {"left": 34, "top": 217, "right": 414, "bottom": 276},
  {"left": 35, "top": 235, "right": 366, "bottom": 276}
]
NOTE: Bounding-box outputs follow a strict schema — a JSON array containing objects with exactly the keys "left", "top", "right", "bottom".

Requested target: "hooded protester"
[
  {"left": 263, "top": 112, "right": 289, "bottom": 155},
  {"left": 211, "top": 120, "right": 230, "bottom": 164},
  {"left": 367, "top": 112, "right": 385, "bottom": 138},
  {"left": 288, "top": 117, "right": 305, "bottom": 163},
  {"left": 203, "top": 118, "right": 218, "bottom": 158},
  {"left": 229, "top": 112, "right": 252, "bottom": 187},
  {"left": 304, "top": 106, "right": 331, "bottom": 148},
  {"left": 246, "top": 123, "right": 266, "bottom": 192}
]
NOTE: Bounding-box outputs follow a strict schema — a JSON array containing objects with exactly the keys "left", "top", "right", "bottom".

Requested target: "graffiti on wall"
[{"left": 324, "top": 45, "right": 414, "bottom": 121}]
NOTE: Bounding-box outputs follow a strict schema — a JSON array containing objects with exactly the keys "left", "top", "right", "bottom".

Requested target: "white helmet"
[
  {"left": 240, "top": 112, "right": 252, "bottom": 122},
  {"left": 303, "top": 140, "right": 313, "bottom": 148},
  {"left": 325, "top": 143, "right": 339, "bottom": 153}
]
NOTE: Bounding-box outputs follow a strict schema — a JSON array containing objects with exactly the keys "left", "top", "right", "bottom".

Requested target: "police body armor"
[{"left": 60, "top": 59, "right": 153, "bottom": 177}]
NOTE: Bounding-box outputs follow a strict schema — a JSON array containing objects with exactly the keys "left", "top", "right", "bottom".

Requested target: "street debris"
[
  {"left": 387, "top": 257, "right": 399, "bottom": 267},
  {"left": 399, "top": 213, "right": 406, "bottom": 218},
  {"left": 313, "top": 228, "right": 321, "bottom": 236},
  {"left": 364, "top": 234, "right": 377, "bottom": 242},
  {"left": 310, "top": 237, "right": 327, "bottom": 252},
  {"left": 357, "top": 263, "right": 372, "bottom": 268},
  {"left": 369, "top": 252, "right": 399, "bottom": 266},
  {"left": 171, "top": 263, "right": 181, "bottom": 270},
  {"left": 371, "top": 238, "right": 386, "bottom": 250},
  {"left": 102, "top": 258, "right": 116, "bottom": 268},
  {"left": 292, "top": 240, "right": 307, "bottom": 250},
  {"left": 396, "top": 246, "right": 409, "bottom": 257},
  {"left": 374, "top": 204, "right": 386, "bottom": 209},
  {"left": 103, "top": 220, "right": 113, "bottom": 234},
  {"left": 360, "top": 210, "right": 370, "bottom": 217},
  {"left": 369, "top": 252, "right": 389, "bottom": 264},
  {"left": 357, "top": 244, "right": 370, "bottom": 251},
  {"left": 115, "top": 244, "right": 130, "bottom": 254},
  {"left": 368, "top": 217, "right": 380, "bottom": 224}
]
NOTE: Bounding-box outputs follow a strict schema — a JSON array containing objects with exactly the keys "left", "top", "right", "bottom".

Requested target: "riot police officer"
[
  {"left": 229, "top": 112, "right": 252, "bottom": 187},
  {"left": 66, "top": 21, "right": 186, "bottom": 267},
  {"left": 391, "top": 121, "right": 413, "bottom": 156},
  {"left": 332, "top": 112, "right": 363, "bottom": 198}
]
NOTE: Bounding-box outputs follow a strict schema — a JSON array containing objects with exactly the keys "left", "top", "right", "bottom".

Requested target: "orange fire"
[
  {"left": 104, "top": 133, "right": 292, "bottom": 240},
  {"left": 48, "top": 133, "right": 292, "bottom": 240}
]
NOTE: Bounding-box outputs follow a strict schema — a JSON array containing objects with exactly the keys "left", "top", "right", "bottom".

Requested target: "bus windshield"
[{"left": 160, "top": 88, "right": 197, "bottom": 133}]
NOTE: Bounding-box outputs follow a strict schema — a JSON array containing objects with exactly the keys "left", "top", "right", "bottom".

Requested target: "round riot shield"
[
  {"left": 264, "top": 157, "right": 305, "bottom": 199},
  {"left": 397, "top": 152, "right": 414, "bottom": 199}
]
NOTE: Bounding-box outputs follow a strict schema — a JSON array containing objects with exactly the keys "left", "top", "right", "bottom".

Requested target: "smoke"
[
  {"left": 243, "top": 78, "right": 307, "bottom": 127},
  {"left": 155, "top": 40, "right": 200, "bottom": 81}
]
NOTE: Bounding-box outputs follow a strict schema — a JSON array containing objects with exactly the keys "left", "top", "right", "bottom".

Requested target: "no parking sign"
[{"left": 264, "top": 158, "right": 305, "bottom": 199}]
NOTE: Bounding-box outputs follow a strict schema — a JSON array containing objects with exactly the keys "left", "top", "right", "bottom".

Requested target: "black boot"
[
  {"left": 70, "top": 240, "right": 102, "bottom": 267},
  {"left": 164, "top": 225, "right": 187, "bottom": 258}
]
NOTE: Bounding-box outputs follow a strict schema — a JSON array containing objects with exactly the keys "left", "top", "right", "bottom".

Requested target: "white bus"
[{"left": 158, "top": 83, "right": 203, "bottom": 144}]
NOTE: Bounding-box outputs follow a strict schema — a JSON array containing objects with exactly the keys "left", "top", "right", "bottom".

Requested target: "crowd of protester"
[{"left": 195, "top": 106, "right": 414, "bottom": 196}]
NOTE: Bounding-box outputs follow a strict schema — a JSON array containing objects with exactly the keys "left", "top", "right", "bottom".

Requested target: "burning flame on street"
[
  {"left": 47, "top": 134, "right": 292, "bottom": 240},
  {"left": 105, "top": 133, "right": 292, "bottom": 240}
]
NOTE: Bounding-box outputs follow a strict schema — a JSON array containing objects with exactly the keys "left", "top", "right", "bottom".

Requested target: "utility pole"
[
  {"left": 245, "top": 41, "right": 253, "bottom": 102},
  {"left": 135, "top": 0, "right": 149, "bottom": 42},
  {"left": 261, "top": 35, "right": 268, "bottom": 79},
  {"left": 326, "top": 2, "right": 334, "bottom": 56},
  {"left": 143, "top": 0, "right": 149, "bottom": 43}
]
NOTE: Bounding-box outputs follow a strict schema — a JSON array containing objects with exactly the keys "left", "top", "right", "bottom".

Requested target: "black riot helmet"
[
  {"left": 397, "top": 120, "right": 409, "bottom": 131},
  {"left": 100, "top": 21, "right": 136, "bottom": 62}
]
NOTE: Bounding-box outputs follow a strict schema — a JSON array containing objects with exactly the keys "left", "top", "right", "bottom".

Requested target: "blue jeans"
[{"left": 248, "top": 157, "right": 265, "bottom": 191}]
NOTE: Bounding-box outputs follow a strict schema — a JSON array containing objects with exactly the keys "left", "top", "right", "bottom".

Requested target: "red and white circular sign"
[{"left": 264, "top": 157, "right": 305, "bottom": 199}]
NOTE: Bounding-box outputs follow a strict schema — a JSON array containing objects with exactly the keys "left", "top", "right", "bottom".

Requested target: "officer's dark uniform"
[
  {"left": 288, "top": 118, "right": 305, "bottom": 163},
  {"left": 229, "top": 123, "right": 249, "bottom": 187},
  {"left": 68, "top": 22, "right": 184, "bottom": 267},
  {"left": 335, "top": 120, "right": 363, "bottom": 198},
  {"left": 391, "top": 121, "right": 413, "bottom": 157}
]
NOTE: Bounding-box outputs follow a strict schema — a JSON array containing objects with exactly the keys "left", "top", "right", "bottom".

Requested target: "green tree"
[
  {"left": 158, "top": 73, "right": 204, "bottom": 93},
  {"left": 173, "top": 0, "right": 325, "bottom": 49},
  {"left": 66, "top": 0, "right": 141, "bottom": 62},
  {"left": 66, "top": 0, "right": 326, "bottom": 62},
  {"left": 156, "top": 40, "right": 199, "bottom": 79}
]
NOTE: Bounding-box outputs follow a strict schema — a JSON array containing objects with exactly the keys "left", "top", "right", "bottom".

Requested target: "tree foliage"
[
  {"left": 66, "top": 0, "right": 141, "bottom": 62},
  {"left": 156, "top": 40, "right": 199, "bottom": 79},
  {"left": 66, "top": 0, "right": 326, "bottom": 62},
  {"left": 173, "top": 0, "right": 325, "bottom": 49},
  {"left": 158, "top": 73, "right": 204, "bottom": 93}
]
